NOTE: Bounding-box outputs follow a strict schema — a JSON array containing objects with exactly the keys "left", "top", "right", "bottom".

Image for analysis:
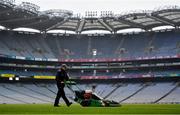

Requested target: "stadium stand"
[
  {"left": 0, "top": 30, "right": 180, "bottom": 59},
  {"left": 123, "top": 82, "right": 176, "bottom": 103},
  {"left": 106, "top": 83, "right": 143, "bottom": 102},
  {"left": 159, "top": 84, "right": 180, "bottom": 103},
  {"left": 0, "top": 82, "right": 179, "bottom": 104},
  {"left": 0, "top": 0, "right": 180, "bottom": 105}
]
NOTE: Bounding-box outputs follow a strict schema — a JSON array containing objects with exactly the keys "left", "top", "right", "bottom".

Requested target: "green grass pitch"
[{"left": 0, "top": 104, "right": 179, "bottom": 114}]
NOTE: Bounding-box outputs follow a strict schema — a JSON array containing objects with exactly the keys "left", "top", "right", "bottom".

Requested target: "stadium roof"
[{"left": 0, "top": 0, "right": 180, "bottom": 33}]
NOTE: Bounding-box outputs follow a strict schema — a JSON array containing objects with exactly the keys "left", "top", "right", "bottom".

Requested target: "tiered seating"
[
  {"left": 159, "top": 83, "right": 180, "bottom": 103},
  {"left": 0, "top": 84, "right": 46, "bottom": 104},
  {"left": 94, "top": 84, "right": 117, "bottom": 98},
  {"left": 0, "top": 30, "right": 180, "bottom": 59},
  {"left": 124, "top": 83, "right": 175, "bottom": 103},
  {"left": 0, "top": 82, "right": 179, "bottom": 104},
  {"left": 106, "top": 84, "right": 142, "bottom": 102}
]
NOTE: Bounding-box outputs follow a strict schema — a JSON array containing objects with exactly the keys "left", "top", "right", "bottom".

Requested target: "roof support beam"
[
  {"left": 77, "top": 19, "right": 85, "bottom": 33},
  {"left": 98, "top": 19, "right": 113, "bottom": 32},
  {"left": 171, "top": 17, "right": 180, "bottom": 21},
  {"left": 158, "top": 12, "right": 180, "bottom": 17},
  {"left": 0, "top": 16, "right": 40, "bottom": 23},
  {"left": 21, "top": 19, "right": 49, "bottom": 27},
  {"left": 118, "top": 18, "right": 146, "bottom": 30},
  {"left": 46, "top": 18, "right": 68, "bottom": 31},
  {"left": 147, "top": 15, "right": 175, "bottom": 26}
]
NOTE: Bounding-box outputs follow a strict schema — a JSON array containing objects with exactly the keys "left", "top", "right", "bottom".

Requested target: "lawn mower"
[{"left": 65, "top": 81, "right": 121, "bottom": 107}]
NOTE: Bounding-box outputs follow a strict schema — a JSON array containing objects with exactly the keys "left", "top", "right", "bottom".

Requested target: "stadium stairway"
[
  {"left": 22, "top": 84, "right": 55, "bottom": 99},
  {"left": 0, "top": 85, "right": 32, "bottom": 104},
  {"left": 44, "top": 84, "right": 57, "bottom": 94},
  {"left": 154, "top": 82, "right": 179, "bottom": 103},
  {"left": 119, "top": 83, "right": 148, "bottom": 103},
  {"left": 0, "top": 92, "right": 29, "bottom": 104},
  {"left": 95, "top": 84, "right": 116, "bottom": 98},
  {"left": 2, "top": 85, "right": 52, "bottom": 103},
  {"left": 104, "top": 84, "right": 121, "bottom": 99}
]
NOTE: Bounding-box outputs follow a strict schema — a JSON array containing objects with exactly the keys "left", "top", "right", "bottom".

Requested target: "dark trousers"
[{"left": 54, "top": 83, "right": 70, "bottom": 106}]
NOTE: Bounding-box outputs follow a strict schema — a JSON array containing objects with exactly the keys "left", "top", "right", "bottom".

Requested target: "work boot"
[
  {"left": 67, "top": 102, "right": 72, "bottom": 107},
  {"left": 54, "top": 104, "right": 60, "bottom": 107}
]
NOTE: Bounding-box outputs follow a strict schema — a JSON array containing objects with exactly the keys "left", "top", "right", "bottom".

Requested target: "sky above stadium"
[{"left": 15, "top": 0, "right": 180, "bottom": 16}]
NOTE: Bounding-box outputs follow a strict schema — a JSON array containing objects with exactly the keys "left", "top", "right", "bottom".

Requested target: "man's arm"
[{"left": 65, "top": 72, "right": 69, "bottom": 81}]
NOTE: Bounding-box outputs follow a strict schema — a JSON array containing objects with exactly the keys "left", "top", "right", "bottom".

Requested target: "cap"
[{"left": 61, "top": 64, "right": 68, "bottom": 69}]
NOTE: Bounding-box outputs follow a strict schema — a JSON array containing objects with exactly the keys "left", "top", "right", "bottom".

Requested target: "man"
[{"left": 54, "top": 64, "right": 72, "bottom": 107}]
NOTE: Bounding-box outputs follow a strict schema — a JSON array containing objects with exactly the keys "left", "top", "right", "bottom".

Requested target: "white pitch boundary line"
[{"left": 0, "top": 113, "right": 179, "bottom": 115}]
